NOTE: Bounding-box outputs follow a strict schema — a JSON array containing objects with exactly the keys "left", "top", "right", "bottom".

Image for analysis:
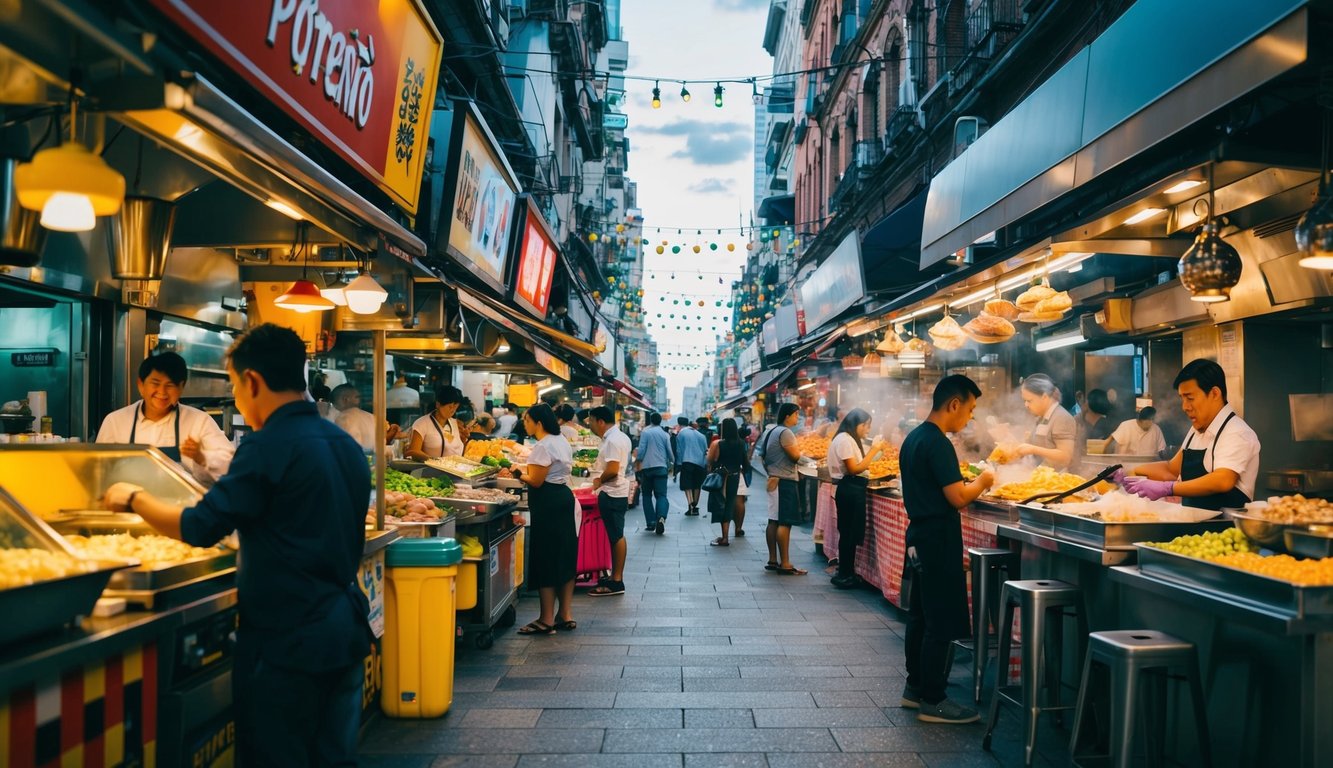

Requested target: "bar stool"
[
  {"left": 981, "top": 579, "right": 1087, "bottom": 767},
  {"left": 951, "top": 547, "right": 1020, "bottom": 704},
  {"left": 1069, "top": 630, "right": 1211, "bottom": 768}
]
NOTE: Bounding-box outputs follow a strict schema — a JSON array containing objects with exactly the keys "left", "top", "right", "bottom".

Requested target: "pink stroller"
[{"left": 573, "top": 488, "right": 612, "bottom": 587}]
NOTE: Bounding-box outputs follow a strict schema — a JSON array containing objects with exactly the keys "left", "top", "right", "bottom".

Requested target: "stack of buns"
[
  {"left": 928, "top": 315, "right": 967, "bottom": 351},
  {"left": 876, "top": 329, "right": 906, "bottom": 354},
  {"left": 1015, "top": 283, "right": 1072, "bottom": 322},
  {"left": 963, "top": 312, "right": 1016, "bottom": 343},
  {"left": 984, "top": 298, "right": 1022, "bottom": 320}
]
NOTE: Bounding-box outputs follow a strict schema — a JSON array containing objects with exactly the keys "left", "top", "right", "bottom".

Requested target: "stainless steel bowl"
[{"left": 1226, "top": 507, "right": 1288, "bottom": 548}]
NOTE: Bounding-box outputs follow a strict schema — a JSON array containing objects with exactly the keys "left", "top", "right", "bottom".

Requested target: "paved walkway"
[{"left": 361, "top": 480, "right": 1071, "bottom": 767}]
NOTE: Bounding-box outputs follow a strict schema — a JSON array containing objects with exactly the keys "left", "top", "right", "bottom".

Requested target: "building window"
[{"left": 908, "top": 0, "right": 927, "bottom": 94}]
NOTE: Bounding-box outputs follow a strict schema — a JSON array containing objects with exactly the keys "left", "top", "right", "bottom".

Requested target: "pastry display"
[{"left": 962, "top": 312, "right": 1016, "bottom": 343}]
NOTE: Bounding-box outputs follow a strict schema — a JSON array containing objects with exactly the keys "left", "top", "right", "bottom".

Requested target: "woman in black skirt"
[
  {"left": 517, "top": 403, "right": 578, "bottom": 635},
  {"left": 706, "top": 418, "right": 747, "bottom": 546}
]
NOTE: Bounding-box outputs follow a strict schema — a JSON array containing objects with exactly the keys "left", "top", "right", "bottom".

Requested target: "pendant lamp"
[
  {"left": 344, "top": 269, "right": 388, "bottom": 314},
  {"left": 274, "top": 225, "right": 335, "bottom": 313},
  {"left": 1295, "top": 98, "right": 1333, "bottom": 269},
  {"left": 15, "top": 93, "right": 125, "bottom": 232},
  {"left": 320, "top": 272, "right": 349, "bottom": 306},
  {"left": 1177, "top": 162, "right": 1242, "bottom": 303}
]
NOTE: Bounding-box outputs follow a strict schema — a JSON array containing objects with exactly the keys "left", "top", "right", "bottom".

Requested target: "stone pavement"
[{"left": 361, "top": 479, "right": 1073, "bottom": 767}]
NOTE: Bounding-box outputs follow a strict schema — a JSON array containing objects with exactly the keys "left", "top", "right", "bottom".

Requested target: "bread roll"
[
  {"left": 984, "top": 299, "right": 1021, "bottom": 320},
  {"left": 1015, "top": 284, "right": 1056, "bottom": 311}
]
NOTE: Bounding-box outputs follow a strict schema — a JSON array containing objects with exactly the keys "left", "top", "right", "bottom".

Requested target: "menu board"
[
  {"left": 511, "top": 200, "right": 558, "bottom": 319},
  {"left": 441, "top": 105, "right": 520, "bottom": 292}
]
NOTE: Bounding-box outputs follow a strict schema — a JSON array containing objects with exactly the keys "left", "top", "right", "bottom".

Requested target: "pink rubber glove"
[
  {"left": 1110, "top": 468, "right": 1128, "bottom": 486},
  {"left": 1123, "top": 476, "right": 1174, "bottom": 501}
]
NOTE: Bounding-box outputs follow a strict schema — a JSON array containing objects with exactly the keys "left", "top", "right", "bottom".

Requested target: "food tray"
[
  {"left": 432, "top": 495, "right": 517, "bottom": 516},
  {"left": 1135, "top": 544, "right": 1333, "bottom": 617},
  {"left": 424, "top": 456, "right": 499, "bottom": 483},
  {"left": 1019, "top": 504, "right": 1232, "bottom": 550},
  {"left": 0, "top": 561, "right": 126, "bottom": 647},
  {"left": 971, "top": 498, "right": 1019, "bottom": 522},
  {"left": 1284, "top": 527, "right": 1333, "bottom": 559}
]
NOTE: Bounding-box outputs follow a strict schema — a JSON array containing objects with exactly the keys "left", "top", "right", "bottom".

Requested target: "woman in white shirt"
[
  {"left": 556, "top": 403, "right": 581, "bottom": 444},
  {"left": 517, "top": 403, "right": 578, "bottom": 636},
  {"left": 406, "top": 385, "right": 466, "bottom": 460},
  {"left": 828, "top": 408, "right": 888, "bottom": 589}
]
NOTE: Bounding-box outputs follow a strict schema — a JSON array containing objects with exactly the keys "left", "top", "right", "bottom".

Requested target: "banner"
[
  {"left": 442, "top": 106, "right": 520, "bottom": 292},
  {"left": 511, "top": 198, "right": 558, "bottom": 319}
]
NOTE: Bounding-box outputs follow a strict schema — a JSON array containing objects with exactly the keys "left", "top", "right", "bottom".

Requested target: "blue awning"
[
  {"left": 757, "top": 194, "right": 795, "bottom": 224},
  {"left": 860, "top": 187, "right": 928, "bottom": 293}
]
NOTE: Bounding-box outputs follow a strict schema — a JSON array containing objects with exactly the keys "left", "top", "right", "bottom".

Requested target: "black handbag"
[{"left": 701, "top": 469, "right": 726, "bottom": 493}]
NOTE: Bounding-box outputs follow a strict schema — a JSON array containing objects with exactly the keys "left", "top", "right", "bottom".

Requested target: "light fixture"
[
  {"left": 1163, "top": 179, "right": 1204, "bottom": 194},
  {"left": 651, "top": 81, "right": 661, "bottom": 109},
  {"left": 274, "top": 279, "right": 334, "bottom": 313},
  {"left": 497, "top": 335, "right": 511, "bottom": 353},
  {"left": 1178, "top": 162, "right": 1242, "bottom": 303},
  {"left": 680, "top": 84, "right": 691, "bottom": 103},
  {"left": 16, "top": 85, "right": 126, "bottom": 234},
  {"left": 713, "top": 83, "right": 724, "bottom": 108},
  {"left": 344, "top": 270, "right": 389, "bottom": 314},
  {"left": 1034, "top": 328, "right": 1087, "bottom": 352},
  {"left": 796, "top": 380, "right": 816, "bottom": 391},
  {"left": 538, "top": 383, "right": 563, "bottom": 396},
  {"left": 1122, "top": 207, "right": 1165, "bottom": 226},
  {"left": 947, "top": 286, "right": 995, "bottom": 309},
  {"left": 266, "top": 199, "right": 304, "bottom": 220},
  {"left": 320, "top": 272, "right": 348, "bottom": 306},
  {"left": 1296, "top": 96, "right": 1333, "bottom": 270}
]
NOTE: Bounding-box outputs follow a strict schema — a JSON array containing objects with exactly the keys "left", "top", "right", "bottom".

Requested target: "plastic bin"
[
  {"left": 457, "top": 559, "right": 479, "bottom": 611},
  {"left": 514, "top": 526, "right": 525, "bottom": 587},
  {"left": 382, "top": 537, "right": 462, "bottom": 718}
]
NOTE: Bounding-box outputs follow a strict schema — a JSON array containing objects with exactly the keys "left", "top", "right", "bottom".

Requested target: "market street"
[{"left": 360, "top": 482, "right": 1068, "bottom": 767}]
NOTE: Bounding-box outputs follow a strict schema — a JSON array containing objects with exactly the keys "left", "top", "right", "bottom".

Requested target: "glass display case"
[{"left": 0, "top": 443, "right": 207, "bottom": 518}]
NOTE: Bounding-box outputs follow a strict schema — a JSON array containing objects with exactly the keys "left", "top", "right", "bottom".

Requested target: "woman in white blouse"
[
  {"left": 516, "top": 403, "right": 578, "bottom": 635},
  {"left": 406, "top": 385, "right": 466, "bottom": 461}
]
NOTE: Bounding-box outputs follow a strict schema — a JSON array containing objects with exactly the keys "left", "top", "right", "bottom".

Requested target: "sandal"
[
  {"left": 710, "top": 538, "right": 730, "bottom": 546},
  {"left": 589, "top": 581, "right": 625, "bottom": 596},
  {"left": 554, "top": 619, "right": 577, "bottom": 631},
  {"left": 735, "top": 529, "right": 746, "bottom": 537},
  {"left": 517, "top": 620, "right": 556, "bottom": 635},
  {"left": 764, "top": 561, "right": 780, "bottom": 571},
  {"left": 776, "top": 565, "right": 808, "bottom": 575}
]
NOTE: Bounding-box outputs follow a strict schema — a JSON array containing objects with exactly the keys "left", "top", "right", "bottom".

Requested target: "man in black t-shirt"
[{"left": 898, "top": 374, "right": 994, "bottom": 725}]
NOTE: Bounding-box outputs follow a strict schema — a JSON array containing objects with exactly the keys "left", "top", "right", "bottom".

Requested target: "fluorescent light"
[
  {"left": 947, "top": 287, "right": 995, "bottom": 309},
  {"left": 797, "top": 381, "right": 816, "bottom": 391},
  {"left": 900, "top": 302, "right": 944, "bottom": 321},
  {"left": 1034, "top": 329, "right": 1087, "bottom": 351},
  {"left": 266, "top": 199, "right": 304, "bottom": 220},
  {"left": 497, "top": 335, "right": 511, "bottom": 353},
  {"left": 1123, "top": 207, "right": 1165, "bottom": 226},
  {"left": 1163, "top": 179, "right": 1204, "bottom": 194},
  {"left": 538, "top": 383, "right": 563, "bottom": 395},
  {"left": 998, "top": 268, "right": 1039, "bottom": 292},
  {"left": 1065, "top": 264, "right": 1083, "bottom": 273}
]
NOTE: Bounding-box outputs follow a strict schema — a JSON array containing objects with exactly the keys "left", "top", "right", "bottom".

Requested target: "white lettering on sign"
[{"left": 267, "top": 0, "right": 376, "bottom": 129}]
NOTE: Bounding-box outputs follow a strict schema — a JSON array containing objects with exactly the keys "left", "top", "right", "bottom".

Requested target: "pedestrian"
[
  {"left": 705, "top": 418, "right": 747, "bottom": 546},
  {"left": 672, "top": 416, "right": 689, "bottom": 484},
  {"left": 735, "top": 424, "right": 754, "bottom": 537},
  {"left": 757, "top": 404, "right": 807, "bottom": 574},
  {"left": 635, "top": 411, "right": 674, "bottom": 534},
  {"left": 828, "top": 409, "right": 890, "bottom": 589},
  {"left": 899, "top": 374, "right": 995, "bottom": 723},
  {"left": 516, "top": 403, "right": 578, "bottom": 634},
  {"left": 101, "top": 323, "right": 373, "bottom": 766},
  {"left": 676, "top": 417, "right": 709, "bottom": 515},
  {"left": 556, "top": 403, "right": 581, "bottom": 444},
  {"left": 495, "top": 402, "right": 518, "bottom": 437},
  {"left": 586, "top": 406, "right": 632, "bottom": 596}
]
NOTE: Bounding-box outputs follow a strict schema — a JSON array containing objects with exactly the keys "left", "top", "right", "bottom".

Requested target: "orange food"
[
  {"left": 1211, "top": 552, "right": 1333, "bottom": 586},
  {"left": 795, "top": 433, "right": 830, "bottom": 460},
  {"left": 866, "top": 448, "right": 900, "bottom": 479}
]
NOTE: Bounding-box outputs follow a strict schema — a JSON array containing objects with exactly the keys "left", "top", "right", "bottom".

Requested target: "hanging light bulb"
[
  {"left": 713, "top": 83, "right": 724, "bottom": 108},
  {"left": 651, "top": 81, "right": 662, "bottom": 109},
  {"left": 344, "top": 271, "right": 389, "bottom": 314},
  {"left": 18, "top": 143, "right": 125, "bottom": 233},
  {"left": 680, "top": 84, "right": 691, "bottom": 103},
  {"left": 1178, "top": 162, "right": 1242, "bottom": 303},
  {"left": 275, "top": 279, "right": 336, "bottom": 313},
  {"left": 1296, "top": 103, "right": 1333, "bottom": 269},
  {"left": 321, "top": 272, "right": 349, "bottom": 306},
  {"left": 497, "top": 335, "right": 511, "bottom": 353}
]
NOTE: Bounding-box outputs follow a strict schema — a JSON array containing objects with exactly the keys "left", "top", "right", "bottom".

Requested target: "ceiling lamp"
[
  {"left": 1178, "top": 162, "right": 1242, "bottom": 303},
  {"left": 345, "top": 270, "right": 389, "bottom": 314},
  {"left": 1295, "top": 100, "right": 1333, "bottom": 270},
  {"left": 17, "top": 144, "right": 125, "bottom": 233},
  {"left": 274, "top": 278, "right": 334, "bottom": 313},
  {"left": 320, "top": 272, "right": 348, "bottom": 306},
  {"left": 497, "top": 335, "right": 511, "bottom": 353},
  {"left": 651, "top": 81, "right": 661, "bottom": 109}
]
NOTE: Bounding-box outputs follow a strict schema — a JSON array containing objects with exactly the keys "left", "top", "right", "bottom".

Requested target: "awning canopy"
[
  {"left": 757, "top": 194, "right": 795, "bottom": 223},
  {"left": 920, "top": 0, "right": 1308, "bottom": 268},
  {"left": 861, "top": 187, "right": 928, "bottom": 293}
]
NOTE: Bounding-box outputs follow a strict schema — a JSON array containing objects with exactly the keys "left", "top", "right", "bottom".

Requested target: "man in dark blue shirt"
[
  {"left": 105, "top": 323, "right": 372, "bottom": 767},
  {"left": 898, "top": 374, "right": 994, "bottom": 725}
]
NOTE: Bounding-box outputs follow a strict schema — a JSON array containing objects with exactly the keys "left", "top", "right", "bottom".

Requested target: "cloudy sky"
[{"left": 620, "top": 0, "right": 773, "bottom": 414}]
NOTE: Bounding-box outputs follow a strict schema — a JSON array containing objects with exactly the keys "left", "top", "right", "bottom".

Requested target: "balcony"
[
  {"left": 828, "top": 156, "right": 860, "bottom": 211},
  {"left": 854, "top": 139, "right": 882, "bottom": 175},
  {"left": 884, "top": 105, "right": 919, "bottom": 149},
  {"left": 951, "top": 0, "right": 1026, "bottom": 93}
]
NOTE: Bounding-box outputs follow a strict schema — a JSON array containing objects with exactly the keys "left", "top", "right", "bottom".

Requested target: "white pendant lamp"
[
  {"left": 345, "top": 272, "right": 388, "bottom": 314},
  {"left": 320, "top": 272, "right": 349, "bottom": 306},
  {"left": 15, "top": 94, "right": 125, "bottom": 232}
]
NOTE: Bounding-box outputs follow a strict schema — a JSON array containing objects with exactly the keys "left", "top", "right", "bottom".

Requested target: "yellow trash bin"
[{"left": 382, "top": 537, "right": 462, "bottom": 718}]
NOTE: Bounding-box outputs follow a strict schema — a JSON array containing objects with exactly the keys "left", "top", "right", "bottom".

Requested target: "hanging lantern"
[
  {"left": 656, "top": 245, "right": 664, "bottom": 254},
  {"left": 709, "top": 243, "right": 718, "bottom": 251},
  {"left": 588, "top": 232, "right": 599, "bottom": 242},
  {"left": 698, "top": 300, "right": 705, "bottom": 307},
  {"left": 672, "top": 246, "right": 681, "bottom": 254},
  {"left": 615, "top": 224, "right": 625, "bottom": 233},
  {"left": 692, "top": 245, "right": 701, "bottom": 253},
  {"left": 727, "top": 243, "right": 735, "bottom": 251},
  {"left": 592, "top": 290, "right": 601, "bottom": 299},
  {"left": 746, "top": 242, "right": 754, "bottom": 250},
  {"left": 637, "top": 289, "right": 644, "bottom": 297}
]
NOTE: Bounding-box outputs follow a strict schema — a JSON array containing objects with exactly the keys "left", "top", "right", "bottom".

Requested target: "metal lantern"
[{"left": 1178, "top": 219, "right": 1242, "bottom": 303}]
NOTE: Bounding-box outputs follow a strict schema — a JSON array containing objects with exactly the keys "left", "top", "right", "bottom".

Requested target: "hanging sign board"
[
  {"left": 510, "top": 197, "right": 559, "bottom": 319},
  {"left": 798, "top": 232, "right": 864, "bottom": 334},
  {"left": 534, "top": 348, "right": 571, "bottom": 381},
  {"left": 439, "top": 104, "right": 521, "bottom": 293},
  {"left": 146, "top": 0, "right": 442, "bottom": 214}
]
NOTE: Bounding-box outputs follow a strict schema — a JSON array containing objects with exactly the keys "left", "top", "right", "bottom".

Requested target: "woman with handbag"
[
  {"left": 705, "top": 418, "right": 747, "bottom": 546},
  {"left": 828, "top": 409, "right": 889, "bottom": 589}
]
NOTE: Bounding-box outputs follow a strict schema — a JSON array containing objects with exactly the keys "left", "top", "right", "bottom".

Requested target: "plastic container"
[
  {"left": 514, "top": 526, "right": 525, "bottom": 587},
  {"left": 457, "top": 559, "right": 479, "bottom": 611},
  {"left": 382, "top": 537, "right": 462, "bottom": 718}
]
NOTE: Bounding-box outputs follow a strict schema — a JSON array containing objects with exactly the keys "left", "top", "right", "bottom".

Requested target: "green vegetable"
[
  {"left": 383, "top": 467, "right": 454, "bottom": 498},
  {"left": 481, "top": 456, "right": 500, "bottom": 467},
  {"left": 498, "top": 458, "right": 512, "bottom": 468}
]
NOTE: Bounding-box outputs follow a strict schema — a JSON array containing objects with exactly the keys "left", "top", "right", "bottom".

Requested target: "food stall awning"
[
  {"left": 919, "top": 0, "right": 1308, "bottom": 268},
  {"left": 455, "top": 284, "right": 603, "bottom": 364},
  {"left": 861, "top": 187, "right": 929, "bottom": 293},
  {"left": 603, "top": 377, "right": 654, "bottom": 410}
]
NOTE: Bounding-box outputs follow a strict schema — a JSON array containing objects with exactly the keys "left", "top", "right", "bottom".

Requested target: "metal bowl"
[
  {"left": 1225, "top": 507, "right": 1289, "bottom": 548},
  {"left": 1284, "top": 526, "right": 1333, "bottom": 560}
]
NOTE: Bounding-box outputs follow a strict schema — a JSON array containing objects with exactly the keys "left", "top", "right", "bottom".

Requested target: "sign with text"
[
  {"left": 441, "top": 105, "right": 520, "bottom": 292},
  {"left": 147, "top": 0, "right": 442, "bottom": 213},
  {"left": 10, "top": 351, "right": 56, "bottom": 367},
  {"left": 534, "top": 348, "right": 571, "bottom": 381},
  {"left": 511, "top": 198, "right": 558, "bottom": 319},
  {"left": 798, "top": 232, "right": 864, "bottom": 334}
]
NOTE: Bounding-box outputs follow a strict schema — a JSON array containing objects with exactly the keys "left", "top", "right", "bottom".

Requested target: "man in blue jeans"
[{"left": 635, "top": 411, "right": 674, "bottom": 534}]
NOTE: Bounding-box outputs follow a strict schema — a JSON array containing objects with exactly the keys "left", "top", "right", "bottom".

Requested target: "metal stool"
[
  {"left": 1069, "top": 630, "right": 1211, "bottom": 768},
  {"left": 981, "top": 579, "right": 1087, "bottom": 767},
  {"left": 951, "top": 547, "right": 1020, "bottom": 704}
]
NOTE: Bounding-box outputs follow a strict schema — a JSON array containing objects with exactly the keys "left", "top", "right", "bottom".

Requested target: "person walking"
[
  {"left": 734, "top": 424, "right": 754, "bottom": 537},
  {"left": 704, "top": 418, "right": 747, "bottom": 546},
  {"left": 671, "top": 416, "right": 689, "bottom": 484},
  {"left": 828, "top": 409, "right": 890, "bottom": 589},
  {"left": 676, "top": 418, "right": 709, "bottom": 515},
  {"left": 516, "top": 403, "right": 578, "bottom": 634},
  {"left": 899, "top": 375, "right": 995, "bottom": 724},
  {"left": 758, "top": 403, "right": 807, "bottom": 575},
  {"left": 586, "top": 406, "right": 632, "bottom": 597},
  {"left": 635, "top": 411, "right": 674, "bottom": 534},
  {"left": 102, "top": 324, "right": 372, "bottom": 766}
]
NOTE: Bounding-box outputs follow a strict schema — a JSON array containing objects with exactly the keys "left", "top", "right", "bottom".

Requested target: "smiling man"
[
  {"left": 96, "top": 351, "right": 233, "bottom": 486},
  {"left": 1121, "top": 358, "right": 1261, "bottom": 510}
]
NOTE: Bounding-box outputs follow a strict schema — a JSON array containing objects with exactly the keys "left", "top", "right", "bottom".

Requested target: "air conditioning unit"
[{"left": 953, "top": 115, "right": 989, "bottom": 159}]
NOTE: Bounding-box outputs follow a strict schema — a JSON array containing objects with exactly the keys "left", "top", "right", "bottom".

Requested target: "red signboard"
[
  {"left": 512, "top": 201, "right": 558, "bottom": 319},
  {"left": 147, "top": 0, "right": 442, "bottom": 214}
]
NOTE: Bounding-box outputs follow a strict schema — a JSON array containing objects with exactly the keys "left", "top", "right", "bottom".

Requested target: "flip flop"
[
  {"left": 517, "top": 620, "right": 556, "bottom": 635},
  {"left": 764, "top": 561, "right": 780, "bottom": 571},
  {"left": 735, "top": 529, "right": 746, "bottom": 537},
  {"left": 710, "top": 538, "right": 730, "bottom": 546},
  {"left": 554, "top": 619, "right": 577, "bottom": 631},
  {"left": 776, "top": 565, "right": 808, "bottom": 575}
]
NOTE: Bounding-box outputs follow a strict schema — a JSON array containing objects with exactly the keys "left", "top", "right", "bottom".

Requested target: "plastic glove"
[
  {"left": 1110, "top": 468, "right": 1129, "bottom": 486},
  {"left": 1123, "top": 476, "right": 1174, "bottom": 501}
]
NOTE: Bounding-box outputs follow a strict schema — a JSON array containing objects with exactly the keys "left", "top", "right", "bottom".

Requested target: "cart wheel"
[
  {"left": 500, "top": 604, "right": 517, "bottom": 628},
  {"left": 475, "top": 631, "right": 494, "bottom": 650}
]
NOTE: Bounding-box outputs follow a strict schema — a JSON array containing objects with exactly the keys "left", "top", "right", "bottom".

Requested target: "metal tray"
[
  {"left": 971, "top": 498, "right": 1019, "bottom": 522},
  {"left": 0, "top": 560, "right": 126, "bottom": 647},
  {"left": 432, "top": 495, "right": 517, "bottom": 516},
  {"left": 423, "top": 457, "right": 500, "bottom": 483},
  {"left": 1135, "top": 544, "right": 1333, "bottom": 617},
  {"left": 1284, "top": 527, "right": 1333, "bottom": 559},
  {"left": 1018, "top": 504, "right": 1232, "bottom": 550},
  {"left": 48, "top": 514, "right": 237, "bottom": 599}
]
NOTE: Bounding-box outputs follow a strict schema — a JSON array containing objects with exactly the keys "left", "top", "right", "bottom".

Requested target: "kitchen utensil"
[{"left": 1021, "top": 464, "right": 1122, "bottom": 506}]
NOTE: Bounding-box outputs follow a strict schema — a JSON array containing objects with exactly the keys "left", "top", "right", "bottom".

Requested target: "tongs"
[{"left": 1020, "top": 464, "right": 1122, "bottom": 506}]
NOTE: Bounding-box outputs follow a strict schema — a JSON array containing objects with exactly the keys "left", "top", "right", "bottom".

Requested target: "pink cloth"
[{"left": 574, "top": 490, "right": 612, "bottom": 585}]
